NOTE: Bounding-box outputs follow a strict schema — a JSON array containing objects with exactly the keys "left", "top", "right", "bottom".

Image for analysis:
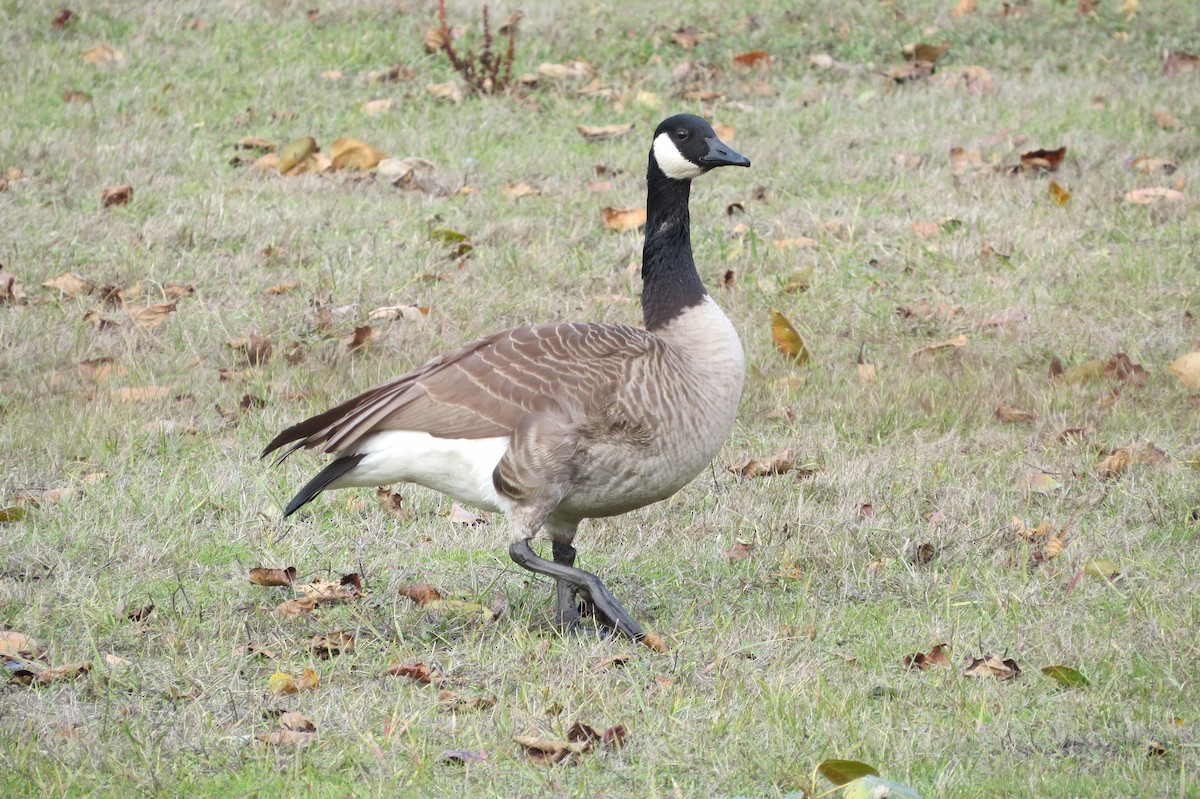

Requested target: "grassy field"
[{"left": 2, "top": 0, "right": 1199, "bottom": 796}]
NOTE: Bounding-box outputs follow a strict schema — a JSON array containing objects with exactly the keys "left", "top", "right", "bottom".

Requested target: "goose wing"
[{"left": 262, "top": 321, "right": 660, "bottom": 460}]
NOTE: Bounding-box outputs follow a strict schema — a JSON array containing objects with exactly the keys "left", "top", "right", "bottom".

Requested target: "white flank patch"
[
  {"left": 652, "top": 132, "right": 705, "bottom": 180},
  {"left": 331, "top": 430, "right": 515, "bottom": 514}
]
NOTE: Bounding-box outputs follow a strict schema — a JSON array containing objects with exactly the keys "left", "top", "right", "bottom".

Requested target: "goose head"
[{"left": 650, "top": 114, "right": 751, "bottom": 182}]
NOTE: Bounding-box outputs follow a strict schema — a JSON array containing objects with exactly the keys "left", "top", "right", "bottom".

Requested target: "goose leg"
[
  {"left": 510, "top": 540, "right": 644, "bottom": 641},
  {"left": 551, "top": 540, "right": 583, "bottom": 628}
]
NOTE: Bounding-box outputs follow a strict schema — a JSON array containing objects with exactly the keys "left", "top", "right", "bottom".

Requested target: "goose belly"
[{"left": 330, "top": 430, "right": 515, "bottom": 514}]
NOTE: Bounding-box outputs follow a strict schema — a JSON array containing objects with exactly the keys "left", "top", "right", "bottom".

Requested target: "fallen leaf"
[
  {"left": 903, "top": 642, "right": 952, "bottom": 670},
  {"left": 576, "top": 123, "right": 634, "bottom": 142},
  {"left": 770, "top": 309, "right": 810, "bottom": 364},
  {"left": 346, "top": 325, "right": 374, "bottom": 352},
  {"left": 771, "top": 236, "right": 819, "bottom": 249},
  {"left": 1082, "top": 558, "right": 1120, "bottom": 580},
  {"left": 817, "top": 759, "right": 881, "bottom": 786},
  {"left": 950, "top": 0, "right": 977, "bottom": 17},
  {"left": 34, "top": 662, "right": 91, "bottom": 685},
  {"left": 964, "top": 654, "right": 1020, "bottom": 680},
  {"left": 297, "top": 667, "right": 320, "bottom": 690},
  {"left": 1151, "top": 110, "right": 1184, "bottom": 130},
  {"left": 1124, "top": 187, "right": 1185, "bottom": 204},
  {"left": 513, "top": 734, "right": 592, "bottom": 765},
  {"left": 996, "top": 404, "right": 1037, "bottom": 423},
  {"left": 1020, "top": 147, "right": 1067, "bottom": 173},
  {"left": 1042, "top": 664, "right": 1089, "bottom": 688},
  {"left": 267, "top": 671, "right": 298, "bottom": 695},
  {"left": 1163, "top": 50, "right": 1200, "bottom": 77},
  {"left": 112, "top": 386, "right": 174, "bottom": 402},
  {"left": 733, "top": 50, "right": 772, "bottom": 68},
  {"left": 124, "top": 301, "right": 177, "bottom": 330},
  {"left": 502, "top": 182, "right": 540, "bottom": 199},
  {"left": 448, "top": 503, "right": 485, "bottom": 525},
  {"left": 426, "top": 82, "right": 463, "bottom": 103},
  {"left": 82, "top": 44, "right": 123, "bottom": 63},
  {"left": 1130, "top": 157, "right": 1178, "bottom": 175},
  {"left": 277, "top": 136, "right": 318, "bottom": 173},
  {"left": 1059, "top": 359, "right": 1105, "bottom": 383},
  {"left": 1022, "top": 472, "right": 1063, "bottom": 494},
  {"left": 910, "top": 334, "right": 968, "bottom": 358},
  {"left": 424, "top": 599, "right": 496, "bottom": 622},
  {"left": 1104, "top": 353, "right": 1147, "bottom": 386},
  {"left": 310, "top": 630, "right": 354, "bottom": 658},
  {"left": 0, "top": 630, "right": 40, "bottom": 659},
  {"left": 265, "top": 281, "right": 298, "bottom": 296},
  {"left": 950, "top": 146, "right": 985, "bottom": 174},
  {"left": 51, "top": 8, "right": 74, "bottom": 29},
  {"left": 101, "top": 184, "right": 133, "bottom": 207},
  {"left": 733, "top": 449, "right": 797, "bottom": 478},
  {"left": 249, "top": 567, "right": 296, "bottom": 587},
  {"left": 361, "top": 98, "right": 392, "bottom": 115},
  {"left": 257, "top": 729, "right": 314, "bottom": 747},
  {"left": 1096, "top": 447, "right": 1135, "bottom": 479},
  {"left": 43, "top": 272, "right": 95, "bottom": 297},
  {"left": 441, "top": 749, "right": 488, "bottom": 765},
  {"left": 1048, "top": 181, "right": 1071, "bottom": 205},
  {"left": 902, "top": 42, "right": 949, "bottom": 63},
  {"left": 724, "top": 541, "right": 754, "bottom": 561},
  {"left": 398, "top": 583, "right": 443, "bottom": 605},
  {"left": 438, "top": 689, "right": 497, "bottom": 711},
  {"left": 383, "top": 661, "right": 441, "bottom": 684},
  {"left": 1169, "top": 351, "right": 1200, "bottom": 389},
  {"left": 279, "top": 711, "right": 316, "bottom": 732},
  {"left": 889, "top": 60, "right": 935, "bottom": 82},
  {"left": 62, "top": 89, "right": 92, "bottom": 103},
  {"left": 329, "top": 137, "right": 386, "bottom": 171},
  {"left": 641, "top": 632, "right": 669, "bottom": 652},
  {"left": 601, "top": 206, "right": 646, "bottom": 233},
  {"left": 271, "top": 597, "right": 319, "bottom": 619}
]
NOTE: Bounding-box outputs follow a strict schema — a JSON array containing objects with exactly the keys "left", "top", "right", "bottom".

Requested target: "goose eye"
[{"left": 674, "top": 129, "right": 689, "bottom": 140}]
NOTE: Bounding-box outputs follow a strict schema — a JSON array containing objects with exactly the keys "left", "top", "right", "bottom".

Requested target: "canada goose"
[{"left": 263, "top": 114, "right": 750, "bottom": 641}]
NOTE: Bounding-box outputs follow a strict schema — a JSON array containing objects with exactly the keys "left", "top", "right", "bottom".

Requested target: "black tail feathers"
[{"left": 283, "top": 454, "right": 366, "bottom": 517}]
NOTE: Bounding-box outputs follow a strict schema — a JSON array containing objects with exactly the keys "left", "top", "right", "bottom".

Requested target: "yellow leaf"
[
  {"left": 43, "top": 272, "right": 95, "bottom": 297},
  {"left": 1082, "top": 558, "right": 1120, "bottom": 579},
  {"left": 297, "top": 667, "right": 320, "bottom": 691},
  {"left": 277, "top": 137, "right": 318, "bottom": 173},
  {"left": 1059, "top": 359, "right": 1105, "bottom": 383},
  {"left": 910, "top": 334, "right": 968, "bottom": 358},
  {"left": 1168, "top": 352, "right": 1200, "bottom": 389},
  {"left": 1048, "top": 181, "right": 1071, "bottom": 205},
  {"left": 601, "top": 206, "right": 646, "bottom": 233},
  {"left": 268, "top": 671, "right": 298, "bottom": 695},
  {"left": 770, "top": 309, "right": 810, "bottom": 364},
  {"left": 329, "top": 137, "right": 386, "bottom": 171}
]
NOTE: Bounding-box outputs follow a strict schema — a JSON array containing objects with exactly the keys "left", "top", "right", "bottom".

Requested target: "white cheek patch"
[{"left": 653, "top": 133, "right": 705, "bottom": 180}]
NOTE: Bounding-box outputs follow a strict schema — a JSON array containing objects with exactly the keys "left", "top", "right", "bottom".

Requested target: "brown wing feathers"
[{"left": 262, "top": 323, "right": 660, "bottom": 463}]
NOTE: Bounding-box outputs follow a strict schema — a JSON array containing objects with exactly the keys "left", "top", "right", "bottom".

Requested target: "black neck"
[{"left": 641, "top": 158, "right": 707, "bottom": 331}]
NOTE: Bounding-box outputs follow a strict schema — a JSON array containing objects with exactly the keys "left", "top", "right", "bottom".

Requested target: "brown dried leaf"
[
  {"left": 249, "top": 567, "right": 296, "bottom": 587},
  {"left": 0, "top": 630, "right": 40, "bottom": 659},
  {"left": 903, "top": 642, "right": 952, "bottom": 670},
  {"left": 910, "top": 334, "right": 968, "bottom": 358},
  {"left": 62, "top": 89, "right": 92, "bottom": 103},
  {"left": 964, "top": 654, "right": 1020, "bottom": 680},
  {"left": 950, "top": 146, "right": 985, "bottom": 174},
  {"left": 112, "top": 386, "right": 174, "bottom": 402},
  {"left": 733, "top": 449, "right": 796, "bottom": 479},
  {"left": 1104, "top": 353, "right": 1147, "bottom": 386},
  {"left": 995, "top": 404, "right": 1037, "bottom": 423},
  {"left": 889, "top": 60, "right": 935, "bottom": 82},
  {"left": 101, "top": 184, "right": 133, "bottom": 207},
  {"left": 502, "top": 182, "right": 540, "bottom": 199},
  {"left": 641, "top": 632, "right": 670, "bottom": 653},
  {"left": 257, "top": 730, "right": 315, "bottom": 747},
  {"left": 1163, "top": 50, "right": 1200, "bottom": 77},
  {"left": 601, "top": 206, "right": 646, "bottom": 233},
  {"left": 440, "top": 748, "right": 488, "bottom": 765},
  {"left": 398, "top": 583, "right": 443, "bottom": 605},
  {"left": 1020, "top": 147, "right": 1067, "bottom": 173},
  {"left": 52, "top": 9, "right": 74, "bottom": 29},
  {"left": 279, "top": 711, "right": 316, "bottom": 733},
  {"left": 1096, "top": 447, "right": 1136, "bottom": 479},
  {"left": 383, "top": 661, "right": 440, "bottom": 684},
  {"left": 265, "top": 281, "right": 298, "bottom": 296},
  {"left": 82, "top": 44, "right": 124, "bottom": 63},
  {"left": 1130, "top": 157, "right": 1178, "bottom": 175},
  {"left": 272, "top": 597, "right": 319, "bottom": 619},
  {"left": 576, "top": 123, "right": 634, "bottom": 142},
  {"left": 1151, "top": 110, "right": 1184, "bottom": 130},
  {"left": 513, "top": 734, "right": 591, "bottom": 765},
  {"left": 950, "top": 0, "right": 978, "bottom": 16},
  {"left": 43, "top": 272, "right": 95, "bottom": 297},
  {"left": 124, "top": 301, "right": 177, "bottom": 330},
  {"left": 310, "top": 630, "right": 354, "bottom": 659},
  {"left": 438, "top": 689, "right": 497, "bottom": 711},
  {"left": 346, "top": 325, "right": 374, "bottom": 352},
  {"left": 724, "top": 541, "right": 755, "bottom": 561},
  {"left": 34, "top": 662, "right": 91, "bottom": 685},
  {"left": 1169, "top": 351, "right": 1200, "bottom": 389},
  {"left": 425, "top": 82, "right": 463, "bottom": 103},
  {"left": 733, "top": 50, "right": 772, "bottom": 68},
  {"left": 1124, "top": 187, "right": 1185, "bottom": 204}
]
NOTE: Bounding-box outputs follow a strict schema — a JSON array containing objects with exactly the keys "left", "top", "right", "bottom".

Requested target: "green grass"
[{"left": 2, "top": 0, "right": 1199, "bottom": 796}]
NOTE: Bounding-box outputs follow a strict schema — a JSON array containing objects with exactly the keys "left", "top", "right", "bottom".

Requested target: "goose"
[{"left": 263, "top": 114, "right": 750, "bottom": 641}]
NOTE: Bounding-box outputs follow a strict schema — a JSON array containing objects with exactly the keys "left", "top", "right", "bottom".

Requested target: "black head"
[{"left": 650, "top": 114, "right": 751, "bottom": 181}]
